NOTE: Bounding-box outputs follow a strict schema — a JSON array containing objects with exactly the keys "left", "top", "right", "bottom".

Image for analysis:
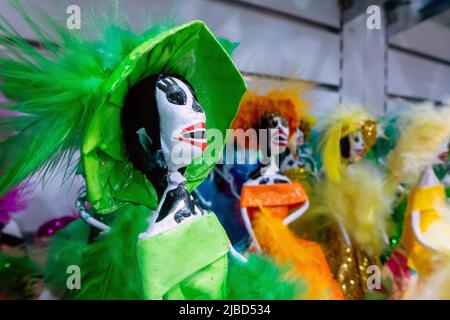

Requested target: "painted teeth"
[{"left": 183, "top": 130, "right": 205, "bottom": 139}]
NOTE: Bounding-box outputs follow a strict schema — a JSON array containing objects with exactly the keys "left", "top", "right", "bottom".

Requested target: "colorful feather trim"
[
  {"left": 314, "top": 161, "right": 394, "bottom": 257},
  {"left": 226, "top": 253, "right": 307, "bottom": 300},
  {"left": 252, "top": 206, "right": 343, "bottom": 300}
]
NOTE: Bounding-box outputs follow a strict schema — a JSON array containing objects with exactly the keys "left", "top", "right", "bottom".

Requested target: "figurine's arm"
[
  {"left": 382, "top": 229, "right": 390, "bottom": 246},
  {"left": 339, "top": 222, "right": 352, "bottom": 246},
  {"left": 411, "top": 210, "right": 437, "bottom": 252},
  {"left": 213, "top": 167, "right": 241, "bottom": 200},
  {"left": 229, "top": 244, "right": 248, "bottom": 263},
  {"left": 241, "top": 207, "right": 262, "bottom": 253},
  {"left": 79, "top": 210, "right": 110, "bottom": 232},
  {"left": 76, "top": 187, "right": 110, "bottom": 232},
  {"left": 283, "top": 200, "right": 310, "bottom": 225},
  {"left": 442, "top": 172, "right": 450, "bottom": 188},
  {"left": 192, "top": 189, "right": 212, "bottom": 207}
]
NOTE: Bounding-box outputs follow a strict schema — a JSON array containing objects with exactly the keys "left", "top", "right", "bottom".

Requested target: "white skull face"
[
  {"left": 155, "top": 76, "right": 206, "bottom": 170},
  {"left": 436, "top": 140, "right": 449, "bottom": 164},
  {"left": 268, "top": 116, "right": 289, "bottom": 156},
  {"left": 348, "top": 130, "right": 365, "bottom": 163},
  {"left": 295, "top": 128, "right": 305, "bottom": 147}
]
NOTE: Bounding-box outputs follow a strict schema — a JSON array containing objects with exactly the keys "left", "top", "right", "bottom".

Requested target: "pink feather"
[{"left": 0, "top": 184, "right": 30, "bottom": 224}]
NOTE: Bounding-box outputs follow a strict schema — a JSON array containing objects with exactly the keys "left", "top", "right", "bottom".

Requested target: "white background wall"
[{"left": 1, "top": 0, "right": 449, "bottom": 232}]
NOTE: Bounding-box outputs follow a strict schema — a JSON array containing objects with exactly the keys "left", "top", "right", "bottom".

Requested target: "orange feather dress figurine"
[{"left": 233, "top": 88, "right": 343, "bottom": 300}]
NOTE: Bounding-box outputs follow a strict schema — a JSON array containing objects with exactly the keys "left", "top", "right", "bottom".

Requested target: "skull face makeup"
[
  {"left": 349, "top": 130, "right": 365, "bottom": 160},
  {"left": 342, "top": 130, "right": 366, "bottom": 163},
  {"left": 155, "top": 75, "right": 207, "bottom": 171},
  {"left": 260, "top": 113, "right": 289, "bottom": 156},
  {"left": 122, "top": 74, "right": 209, "bottom": 229},
  {"left": 121, "top": 74, "right": 208, "bottom": 198},
  {"left": 436, "top": 140, "right": 449, "bottom": 164}
]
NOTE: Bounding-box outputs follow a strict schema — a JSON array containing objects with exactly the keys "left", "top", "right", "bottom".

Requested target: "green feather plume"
[
  {"left": 0, "top": 252, "right": 42, "bottom": 299},
  {"left": 44, "top": 206, "right": 150, "bottom": 299},
  {"left": 44, "top": 219, "right": 91, "bottom": 289},
  {"left": 74, "top": 205, "right": 150, "bottom": 299},
  {"left": 226, "top": 254, "right": 307, "bottom": 300},
  {"left": 0, "top": 1, "right": 172, "bottom": 195}
]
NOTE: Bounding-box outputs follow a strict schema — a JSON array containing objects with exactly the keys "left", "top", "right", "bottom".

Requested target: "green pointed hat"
[{"left": 0, "top": 6, "right": 246, "bottom": 213}]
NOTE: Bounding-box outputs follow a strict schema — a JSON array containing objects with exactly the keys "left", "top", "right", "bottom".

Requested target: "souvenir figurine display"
[
  {"left": 232, "top": 90, "right": 343, "bottom": 300},
  {"left": 313, "top": 105, "right": 393, "bottom": 300},
  {"left": 1, "top": 2, "right": 449, "bottom": 302},
  {"left": 382, "top": 103, "right": 450, "bottom": 299},
  {"left": 0, "top": 5, "right": 307, "bottom": 300}
]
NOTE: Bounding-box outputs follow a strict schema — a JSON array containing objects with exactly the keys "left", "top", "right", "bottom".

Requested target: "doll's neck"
[
  {"left": 154, "top": 169, "right": 187, "bottom": 223},
  {"left": 418, "top": 165, "right": 440, "bottom": 188},
  {"left": 167, "top": 169, "right": 186, "bottom": 188},
  {"left": 261, "top": 155, "right": 280, "bottom": 176},
  {"left": 139, "top": 169, "right": 203, "bottom": 239}
]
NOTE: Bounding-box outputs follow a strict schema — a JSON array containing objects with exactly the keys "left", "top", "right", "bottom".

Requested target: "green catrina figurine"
[{"left": 0, "top": 4, "right": 305, "bottom": 300}]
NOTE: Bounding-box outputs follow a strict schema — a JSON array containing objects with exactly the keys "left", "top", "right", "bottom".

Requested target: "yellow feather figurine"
[
  {"left": 318, "top": 105, "right": 377, "bottom": 182},
  {"left": 312, "top": 104, "right": 393, "bottom": 299},
  {"left": 408, "top": 203, "right": 450, "bottom": 300},
  {"left": 408, "top": 257, "right": 450, "bottom": 300},
  {"left": 315, "top": 161, "right": 393, "bottom": 257}
]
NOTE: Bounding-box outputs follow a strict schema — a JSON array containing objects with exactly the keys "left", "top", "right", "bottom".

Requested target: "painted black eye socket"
[
  {"left": 268, "top": 116, "right": 287, "bottom": 129},
  {"left": 267, "top": 116, "right": 278, "bottom": 128},
  {"left": 192, "top": 99, "right": 204, "bottom": 113},
  {"left": 156, "top": 77, "right": 187, "bottom": 105},
  {"left": 167, "top": 89, "right": 187, "bottom": 105},
  {"left": 352, "top": 134, "right": 361, "bottom": 143},
  {"left": 274, "top": 178, "right": 289, "bottom": 184},
  {"left": 273, "top": 119, "right": 279, "bottom": 127}
]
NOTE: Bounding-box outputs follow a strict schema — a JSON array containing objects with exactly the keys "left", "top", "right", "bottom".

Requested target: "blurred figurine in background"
[
  {"left": 313, "top": 105, "right": 393, "bottom": 300},
  {"left": 233, "top": 90, "right": 343, "bottom": 300},
  {"left": 382, "top": 103, "right": 450, "bottom": 299}
]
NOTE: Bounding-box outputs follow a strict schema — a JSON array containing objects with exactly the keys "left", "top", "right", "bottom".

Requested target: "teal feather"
[{"left": 217, "top": 38, "right": 239, "bottom": 56}]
